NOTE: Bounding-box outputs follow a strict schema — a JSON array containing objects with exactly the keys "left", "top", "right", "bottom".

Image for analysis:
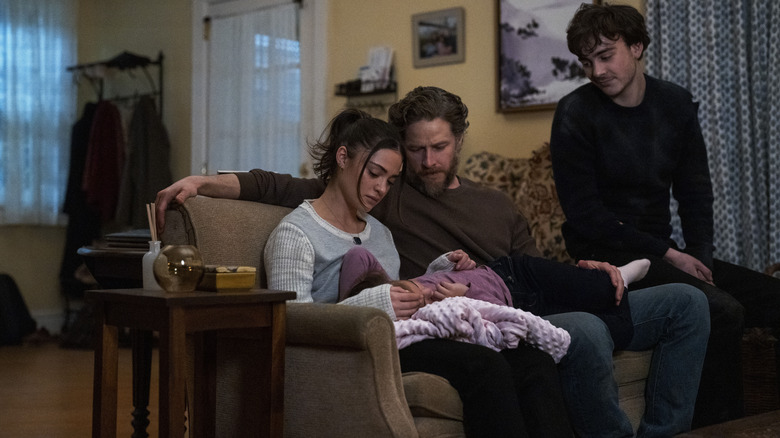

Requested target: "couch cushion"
[
  {"left": 461, "top": 150, "right": 530, "bottom": 195},
  {"left": 613, "top": 349, "right": 652, "bottom": 432},
  {"left": 463, "top": 144, "right": 572, "bottom": 264},
  {"left": 402, "top": 371, "right": 463, "bottom": 421},
  {"left": 612, "top": 349, "right": 653, "bottom": 384},
  {"left": 516, "top": 144, "right": 572, "bottom": 264},
  {"left": 162, "top": 196, "right": 292, "bottom": 288}
]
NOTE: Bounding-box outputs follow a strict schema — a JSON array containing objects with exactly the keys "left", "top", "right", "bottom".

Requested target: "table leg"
[
  {"left": 268, "top": 302, "right": 287, "bottom": 437},
  {"left": 131, "top": 329, "right": 153, "bottom": 438},
  {"left": 92, "top": 302, "right": 119, "bottom": 438},
  {"left": 159, "top": 307, "right": 187, "bottom": 438},
  {"left": 191, "top": 332, "right": 218, "bottom": 437}
]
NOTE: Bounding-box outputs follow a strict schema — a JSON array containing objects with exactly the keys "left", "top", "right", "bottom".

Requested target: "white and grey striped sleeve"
[
  {"left": 340, "top": 284, "right": 396, "bottom": 320},
  {"left": 264, "top": 221, "right": 316, "bottom": 302}
]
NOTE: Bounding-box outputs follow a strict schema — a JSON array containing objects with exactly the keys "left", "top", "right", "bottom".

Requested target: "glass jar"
[{"left": 152, "top": 244, "right": 205, "bottom": 293}]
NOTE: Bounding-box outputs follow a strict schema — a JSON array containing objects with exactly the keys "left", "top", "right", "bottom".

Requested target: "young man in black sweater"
[{"left": 550, "top": 2, "right": 780, "bottom": 428}]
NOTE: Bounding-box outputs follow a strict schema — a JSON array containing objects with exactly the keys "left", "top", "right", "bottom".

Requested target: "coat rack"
[{"left": 67, "top": 51, "right": 164, "bottom": 115}]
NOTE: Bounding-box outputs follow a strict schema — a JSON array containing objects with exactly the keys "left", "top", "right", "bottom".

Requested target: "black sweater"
[{"left": 549, "top": 75, "right": 715, "bottom": 268}]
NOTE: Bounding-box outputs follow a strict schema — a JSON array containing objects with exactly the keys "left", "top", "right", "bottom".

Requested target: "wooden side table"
[{"left": 88, "top": 288, "right": 295, "bottom": 438}]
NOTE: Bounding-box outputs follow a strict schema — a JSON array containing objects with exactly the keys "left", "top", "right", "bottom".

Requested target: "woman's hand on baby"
[
  {"left": 431, "top": 281, "right": 469, "bottom": 301},
  {"left": 390, "top": 285, "right": 425, "bottom": 319},
  {"left": 448, "top": 250, "right": 476, "bottom": 271},
  {"left": 577, "top": 259, "right": 625, "bottom": 305}
]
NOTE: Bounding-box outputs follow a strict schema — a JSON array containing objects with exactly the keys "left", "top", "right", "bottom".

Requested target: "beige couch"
[{"left": 162, "top": 145, "right": 652, "bottom": 436}]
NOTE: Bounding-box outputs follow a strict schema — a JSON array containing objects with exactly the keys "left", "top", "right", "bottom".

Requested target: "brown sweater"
[{"left": 237, "top": 171, "right": 540, "bottom": 279}]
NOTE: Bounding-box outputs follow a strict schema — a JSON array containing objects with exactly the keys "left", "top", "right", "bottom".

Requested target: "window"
[
  {"left": 0, "top": 0, "right": 77, "bottom": 225},
  {"left": 204, "top": 2, "right": 301, "bottom": 175},
  {"left": 191, "top": 0, "right": 329, "bottom": 177}
]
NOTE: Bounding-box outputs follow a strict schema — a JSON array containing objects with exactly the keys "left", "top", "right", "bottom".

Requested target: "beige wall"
[
  {"left": 327, "top": 0, "right": 642, "bottom": 161},
  {"left": 328, "top": 0, "right": 552, "bottom": 162},
  {"left": 3, "top": 0, "right": 641, "bottom": 332},
  {"left": 77, "top": 0, "right": 193, "bottom": 180},
  {"left": 0, "top": 227, "right": 65, "bottom": 314}
]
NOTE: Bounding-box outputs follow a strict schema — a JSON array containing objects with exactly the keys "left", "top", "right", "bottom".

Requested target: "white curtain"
[
  {"left": 646, "top": 0, "right": 780, "bottom": 272},
  {"left": 207, "top": 3, "right": 301, "bottom": 175},
  {"left": 0, "top": 0, "right": 77, "bottom": 225}
]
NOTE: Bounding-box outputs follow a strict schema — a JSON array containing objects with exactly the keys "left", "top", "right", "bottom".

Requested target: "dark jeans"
[
  {"left": 487, "top": 254, "right": 634, "bottom": 349},
  {"left": 572, "top": 245, "right": 780, "bottom": 428},
  {"left": 398, "top": 339, "right": 572, "bottom": 438}
]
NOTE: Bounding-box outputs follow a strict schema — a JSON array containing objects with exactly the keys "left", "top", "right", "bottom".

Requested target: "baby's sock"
[{"left": 618, "top": 259, "right": 651, "bottom": 288}]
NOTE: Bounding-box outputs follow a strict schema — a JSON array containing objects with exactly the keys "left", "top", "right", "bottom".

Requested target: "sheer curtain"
[
  {"left": 0, "top": 0, "right": 77, "bottom": 225},
  {"left": 206, "top": 3, "right": 301, "bottom": 175},
  {"left": 645, "top": 0, "right": 780, "bottom": 271}
]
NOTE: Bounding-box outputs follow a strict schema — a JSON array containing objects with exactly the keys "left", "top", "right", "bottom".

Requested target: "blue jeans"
[
  {"left": 545, "top": 283, "right": 710, "bottom": 437},
  {"left": 569, "top": 246, "right": 748, "bottom": 427}
]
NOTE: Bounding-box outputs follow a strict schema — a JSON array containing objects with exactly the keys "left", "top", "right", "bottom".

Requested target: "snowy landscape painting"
[{"left": 498, "top": 0, "right": 590, "bottom": 111}]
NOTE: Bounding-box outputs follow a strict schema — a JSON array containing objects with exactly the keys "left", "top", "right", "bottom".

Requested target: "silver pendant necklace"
[{"left": 318, "top": 198, "right": 363, "bottom": 245}]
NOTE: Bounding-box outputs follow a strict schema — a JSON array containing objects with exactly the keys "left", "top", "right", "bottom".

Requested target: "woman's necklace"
[{"left": 317, "top": 198, "right": 363, "bottom": 244}]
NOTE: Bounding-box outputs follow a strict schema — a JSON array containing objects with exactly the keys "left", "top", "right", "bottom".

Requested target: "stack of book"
[{"left": 103, "top": 229, "right": 151, "bottom": 250}]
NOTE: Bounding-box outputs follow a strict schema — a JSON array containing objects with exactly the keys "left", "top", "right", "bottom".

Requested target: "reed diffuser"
[{"left": 143, "top": 203, "right": 162, "bottom": 290}]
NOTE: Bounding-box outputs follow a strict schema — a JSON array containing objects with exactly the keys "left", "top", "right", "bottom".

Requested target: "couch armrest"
[
  {"left": 286, "top": 302, "right": 392, "bottom": 348},
  {"left": 285, "top": 303, "right": 418, "bottom": 437},
  {"left": 160, "top": 196, "right": 291, "bottom": 287},
  {"left": 212, "top": 302, "right": 419, "bottom": 438}
]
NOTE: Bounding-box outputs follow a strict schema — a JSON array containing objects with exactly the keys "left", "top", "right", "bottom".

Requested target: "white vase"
[{"left": 143, "top": 240, "right": 163, "bottom": 290}]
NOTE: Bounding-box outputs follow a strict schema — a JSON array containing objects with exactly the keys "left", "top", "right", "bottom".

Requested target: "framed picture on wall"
[
  {"left": 498, "top": 0, "right": 594, "bottom": 112},
  {"left": 412, "top": 7, "right": 465, "bottom": 68}
]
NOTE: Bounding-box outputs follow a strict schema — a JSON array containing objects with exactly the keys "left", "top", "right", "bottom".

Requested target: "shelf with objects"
[
  {"left": 335, "top": 46, "right": 396, "bottom": 113},
  {"left": 334, "top": 79, "right": 398, "bottom": 112}
]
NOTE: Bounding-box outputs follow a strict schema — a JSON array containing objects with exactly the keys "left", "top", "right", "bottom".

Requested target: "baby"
[{"left": 339, "top": 246, "right": 650, "bottom": 349}]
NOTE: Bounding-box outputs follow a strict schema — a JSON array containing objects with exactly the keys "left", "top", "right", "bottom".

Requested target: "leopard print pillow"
[{"left": 463, "top": 144, "right": 572, "bottom": 264}]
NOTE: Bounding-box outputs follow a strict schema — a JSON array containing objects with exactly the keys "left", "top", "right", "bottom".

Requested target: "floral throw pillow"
[{"left": 463, "top": 144, "right": 573, "bottom": 264}]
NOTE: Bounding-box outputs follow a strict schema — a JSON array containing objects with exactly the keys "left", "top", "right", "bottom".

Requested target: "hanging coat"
[
  {"left": 82, "top": 100, "right": 125, "bottom": 222},
  {"left": 115, "top": 96, "right": 173, "bottom": 228},
  {"left": 60, "top": 102, "right": 102, "bottom": 285}
]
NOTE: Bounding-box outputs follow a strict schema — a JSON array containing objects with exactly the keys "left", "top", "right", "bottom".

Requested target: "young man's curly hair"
[{"left": 566, "top": 3, "right": 651, "bottom": 59}]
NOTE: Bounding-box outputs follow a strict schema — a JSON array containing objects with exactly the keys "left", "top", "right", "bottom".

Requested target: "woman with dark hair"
[{"left": 264, "top": 108, "right": 418, "bottom": 315}]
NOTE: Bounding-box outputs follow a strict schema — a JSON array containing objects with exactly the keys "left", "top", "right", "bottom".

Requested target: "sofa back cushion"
[
  {"left": 463, "top": 143, "right": 573, "bottom": 264},
  {"left": 161, "top": 196, "right": 293, "bottom": 288}
]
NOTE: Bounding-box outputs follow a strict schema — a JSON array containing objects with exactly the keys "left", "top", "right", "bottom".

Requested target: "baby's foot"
[{"left": 618, "top": 259, "right": 651, "bottom": 288}]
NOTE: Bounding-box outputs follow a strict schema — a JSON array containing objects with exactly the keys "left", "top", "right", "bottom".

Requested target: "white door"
[{"left": 191, "top": 0, "right": 328, "bottom": 176}]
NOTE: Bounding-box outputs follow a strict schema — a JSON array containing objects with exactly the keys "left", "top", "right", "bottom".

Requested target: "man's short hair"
[
  {"left": 387, "top": 86, "right": 469, "bottom": 141},
  {"left": 566, "top": 3, "right": 651, "bottom": 59}
]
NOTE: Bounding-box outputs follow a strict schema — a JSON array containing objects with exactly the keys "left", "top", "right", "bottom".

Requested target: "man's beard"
[{"left": 407, "top": 156, "right": 459, "bottom": 198}]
